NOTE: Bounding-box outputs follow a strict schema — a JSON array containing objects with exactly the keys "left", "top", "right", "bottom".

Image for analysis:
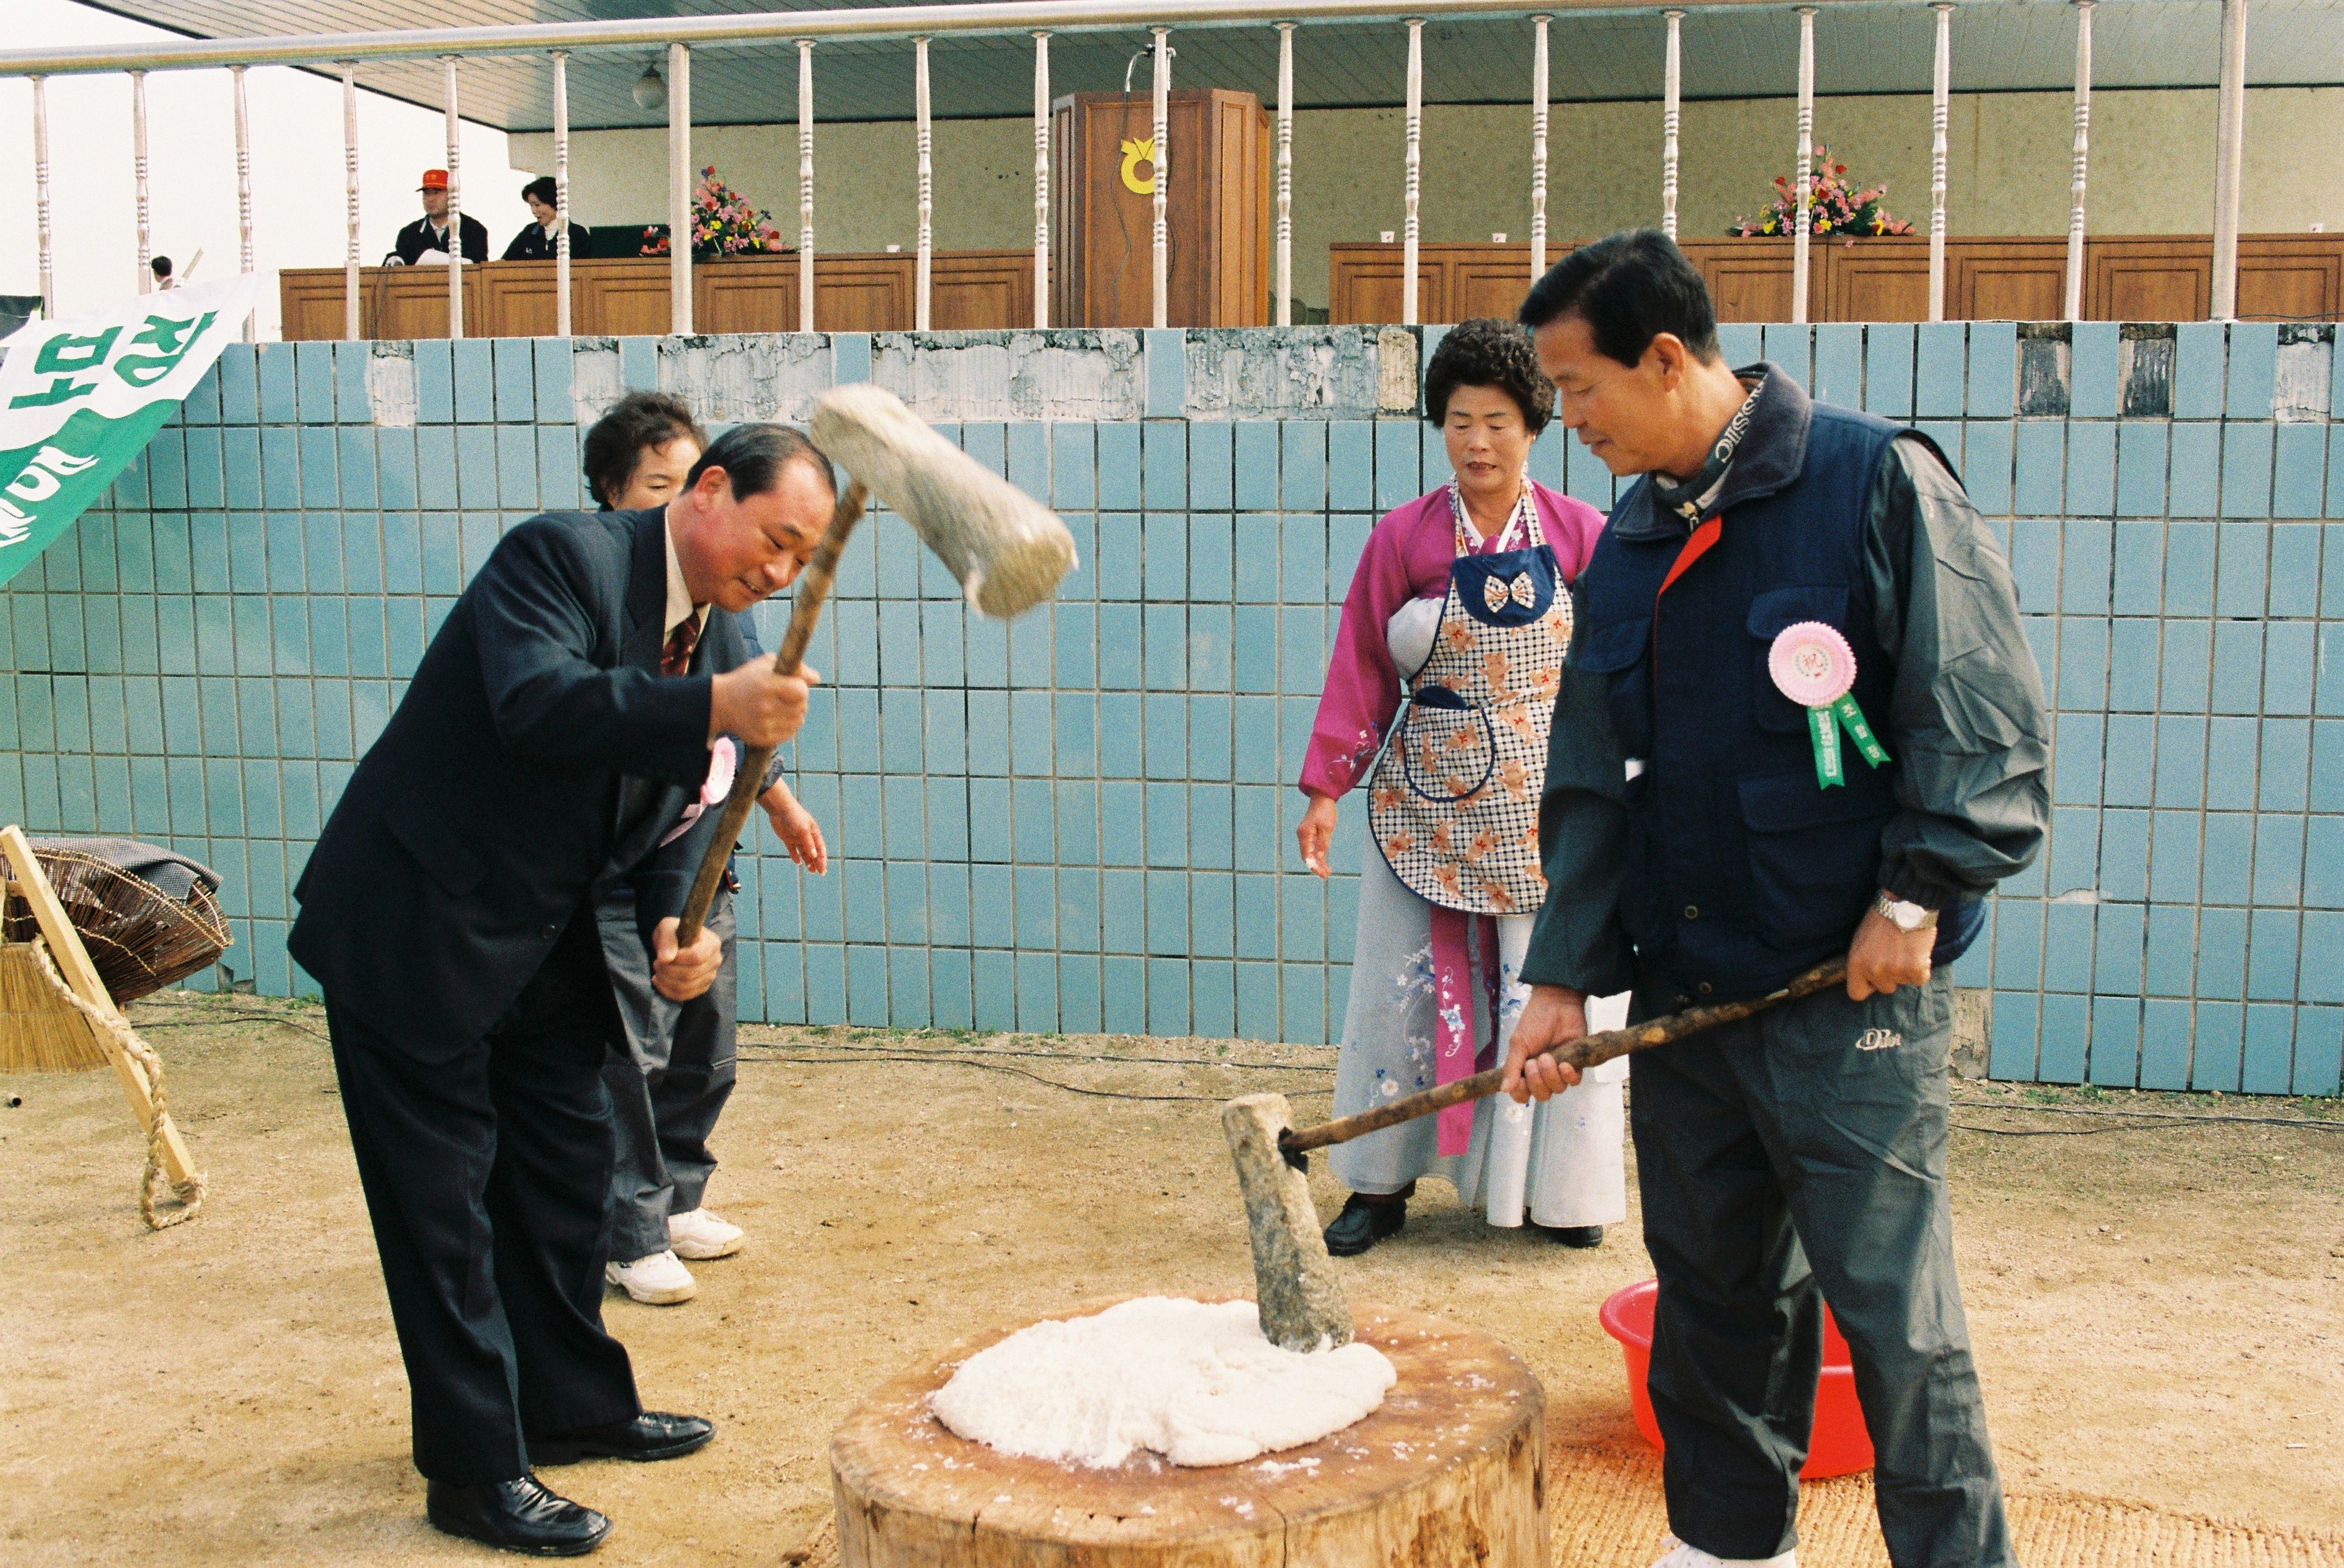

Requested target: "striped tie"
[{"left": 661, "top": 617, "right": 698, "bottom": 677}]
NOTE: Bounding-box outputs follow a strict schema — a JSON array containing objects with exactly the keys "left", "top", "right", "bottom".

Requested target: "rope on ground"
[{"left": 30, "top": 938, "right": 205, "bottom": 1230}]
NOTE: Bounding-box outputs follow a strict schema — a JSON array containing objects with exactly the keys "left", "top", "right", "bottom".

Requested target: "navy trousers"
[
  {"left": 1630, "top": 970, "right": 2017, "bottom": 1568},
  {"left": 327, "top": 906, "right": 642, "bottom": 1484}
]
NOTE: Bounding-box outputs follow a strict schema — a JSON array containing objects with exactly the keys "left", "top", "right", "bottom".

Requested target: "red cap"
[{"left": 419, "top": 169, "right": 449, "bottom": 191}]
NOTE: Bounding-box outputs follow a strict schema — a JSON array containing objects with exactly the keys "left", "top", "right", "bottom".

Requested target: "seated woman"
[
  {"left": 583, "top": 390, "right": 828, "bottom": 1306},
  {"left": 504, "top": 175, "right": 592, "bottom": 261},
  {"left": 1296, "top": 318, "right": 1630, "bottom": 1256}
]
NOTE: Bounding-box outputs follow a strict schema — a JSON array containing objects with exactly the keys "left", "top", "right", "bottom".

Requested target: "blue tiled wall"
[{"left": 5, "top": 322, "right": 2340, "bottom": 1095}]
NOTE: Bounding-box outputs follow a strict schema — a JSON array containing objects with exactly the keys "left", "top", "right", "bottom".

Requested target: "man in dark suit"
[
  {"left": 392, "top": 168, "right": 491, "bottom": 266},
  {"left": 291, "top": 424, "right": 833, "bottom": 1556}
]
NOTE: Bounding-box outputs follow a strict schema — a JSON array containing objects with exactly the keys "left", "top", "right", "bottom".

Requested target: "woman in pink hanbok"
[{"left": 1296, "top": 319, "right": 1629, "bottom": 1256}]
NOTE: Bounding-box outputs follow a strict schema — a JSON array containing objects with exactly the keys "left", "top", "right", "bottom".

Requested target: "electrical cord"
[
  {"left": 739, "top": 1045, "right": 1331, "bottom": 1104},
  {"left": 108, "top": 1002, "right": 2344, "bottom": 1132}
]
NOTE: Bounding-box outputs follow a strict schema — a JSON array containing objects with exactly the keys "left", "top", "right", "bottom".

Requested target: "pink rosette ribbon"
[
  {"left": 1768, "top": 621, "right": 1857, "bottom": 707},
  {"left": 1766, "top": 622, "right": 1890, "bottom": 789},
  {"left": 658, "top": 736, "right": 740, "bottom": 847}
]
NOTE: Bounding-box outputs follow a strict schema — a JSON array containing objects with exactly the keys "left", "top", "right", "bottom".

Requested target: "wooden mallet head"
[{"left": 674, "top": 388, "right": 1077, "bottom": 943}]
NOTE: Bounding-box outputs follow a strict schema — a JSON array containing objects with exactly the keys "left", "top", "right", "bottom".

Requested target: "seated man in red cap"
[{"left": 393, "top": 169, "right": 490, "bottom": 266}]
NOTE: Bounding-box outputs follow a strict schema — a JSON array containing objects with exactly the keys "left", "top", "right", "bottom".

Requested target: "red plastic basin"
[{"left": 1598, "top": 1278, "right": 1875, "bottom": 1480}]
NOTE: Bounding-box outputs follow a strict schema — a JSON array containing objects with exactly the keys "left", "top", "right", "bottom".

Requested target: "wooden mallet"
[
  {"left": 674, "top": 384, "right": 1077, "bottom": 942},
  {"left": 1227, "top": 958, "right": 1850, "bottom": 1351}
]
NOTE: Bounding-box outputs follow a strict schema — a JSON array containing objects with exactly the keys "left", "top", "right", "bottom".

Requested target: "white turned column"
[
  {"left": 1792, "top": 8, "right": 1815, "bottom": 325},
  {"left": 1663, "top": 10, "right": 1683, "bottom": 241},
  {"left": 1152, "top": 27, "right": 1171, "bottom": 329},
  {"left": 439, "top": 57, "right": 462, "bottom": 341},
  {"left": 799, "top": 39, "right": 816, "bottom": 333},
  {"left": 132, "top": 70, "right": 151, "bottom": 295},
  {"left": 2066, "top": 0, "right": 2093, "bottom": 322},
  {"left": 236, "top": 63, "right": 259, "bottom": 341},
  {"left": 1531, "top": 14, "right": 1550, "bottom": 278},
  {"left": 1276, "top": 22, "right": 1295, "bottom": 325},
  {"left": 31, "top": 77, "right": 52, "bottom": 322},
  {"left": 1930, "top": 4, "right": 1951, "bottom": 322},
  {"left": 551, "top": 52, "right": 572, "bottom": 338},
  {"left": 341, "top": 64, "right": 361, "bottom": 339},
  {"left": 1403, "top": 17, "right": 1423, "bottom": 326},
  {"left": 668, "top": 42, "right": 692, "bottom": 335},
  {"left": 915, "top": 36, "right": 933, "bottom": 331},
  {"left": 1033, "top": 31, "right": 1050, "bottom": 329},
  {"left": 2210, "top": 0, "right": 2248, "bottom": 322}
]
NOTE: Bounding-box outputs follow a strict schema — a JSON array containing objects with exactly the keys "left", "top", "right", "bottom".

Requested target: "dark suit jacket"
[
  {"left": 290, "top": 507, "right": 757, "bottom": 1060},
  {"left": 394, "top": 214, "right": 491, "bottom": 266},
  {"left": 503, "top": 221, "right": 593, "bottom": 262}
]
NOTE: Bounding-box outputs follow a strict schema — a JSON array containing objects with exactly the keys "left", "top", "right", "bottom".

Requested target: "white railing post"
[
  {"left": 31, "top": 77, "right": 52, "bottom": 322},
  {"left": 552, "top": 51, "right": 571, "bottom": 338},
  {"left": 441, "top": 56, "right": 462, "bottom": 341},
  {"left": 235, "top": 63, "right": 258, "bottom": 341},
  {"left": 1930, "top": 4, "right": 1951, "bottom": 322},
  {"left": 2210, "top": 0, "right": 2248, "bottom": 322},
  {"left": 342, "top": 64, "right": 361, "bottom": 339},
  {"left": 2066, "top": 0, "right": 2092, "bottom": 322},
  {"left": 1152, "top": 26, "right": 1171, "bottom": 329},
  {"left": 915, "top": 36, "right": 933, "bottom": 331},
  {"left": 669, "top": 41, "right": 692, "bottom": 336},
  {"left": 1530, "top": 15, "right": 1549, "bottom": 279},
  {"left": 132, "top": 70, "right": 151, "bottom": 294},
  {"left": 1663, "top": 9, "right": 1683, "bottom": 241},
  {"left": 1403, "top": 17, "right": 1423, "bottom": 326},
  {"left": 799, "top": 39, "right": 816, "bottom": 334},
  {"left": 1793, "top": 8, "right": 1815, "bottom": 326},
  {"left": 1276, "top": 21, "right": 1294, "bottom": 325},
  {"left": 1034, "top": 30, "right": 1050, "bottom": 329}
]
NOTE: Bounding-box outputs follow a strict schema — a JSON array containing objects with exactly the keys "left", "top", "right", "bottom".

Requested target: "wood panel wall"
[
  {"left": 279, "top": 251, "right": 1036, "bottom": 341},
  {"left": 1330, "top": 235, "right": 2344, "bottom": 325}
]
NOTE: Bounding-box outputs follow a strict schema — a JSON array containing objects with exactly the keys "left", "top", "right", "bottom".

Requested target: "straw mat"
[{"left": 782, "top": 1441, "right": 2343, "bottom": 1566}]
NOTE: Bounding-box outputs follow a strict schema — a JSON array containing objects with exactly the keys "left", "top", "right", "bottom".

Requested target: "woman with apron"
[{"left": 1296, "top": 319, "right": 1629, "bottom": 1256}]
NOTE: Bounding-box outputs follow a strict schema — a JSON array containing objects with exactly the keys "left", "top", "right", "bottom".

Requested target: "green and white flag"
[{"left": 0, "top": 274, "right": 260, "bottom": 589}]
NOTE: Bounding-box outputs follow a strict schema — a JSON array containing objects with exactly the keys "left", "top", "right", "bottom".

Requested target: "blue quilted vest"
[{"left": 1576, "top": 384, "right": 1983, "bottom": 1003}]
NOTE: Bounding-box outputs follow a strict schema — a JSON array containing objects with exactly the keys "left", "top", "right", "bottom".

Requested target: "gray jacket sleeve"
[
  {"left": 1866, "top": 436, "right": 2052, "bottom": 910},
  {"left": 1519, "top": 583, "right": 1639, "bottom": 995}
]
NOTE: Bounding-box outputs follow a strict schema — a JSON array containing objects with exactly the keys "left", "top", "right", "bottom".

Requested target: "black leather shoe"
[
  {"left": 1322, "top": 1186, "right": 1412, "bottom": 1257},
  {"left": 1540, "top": 1224, "right": 1604, "bottom": 1249},
  {"left": 425, "top": 1476, "right": 610, "bottom": 1557},
  {"left": 529, "top": 1412, "right": 714, "bottom": 1467}
]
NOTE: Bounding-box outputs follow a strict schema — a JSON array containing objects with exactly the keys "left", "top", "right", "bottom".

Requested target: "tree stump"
[{"left": 831, "top": 1299, "right": 1545, "bottom": 1567}]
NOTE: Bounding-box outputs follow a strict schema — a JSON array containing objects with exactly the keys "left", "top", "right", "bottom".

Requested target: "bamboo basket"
[{"left": 0, "top": 839, "right": 230, "bottom": 1075}]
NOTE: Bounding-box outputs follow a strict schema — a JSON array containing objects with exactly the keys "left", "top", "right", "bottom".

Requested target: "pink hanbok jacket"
[{"left": 1298, "top": 481, "right": 1607, "bottom": 802}]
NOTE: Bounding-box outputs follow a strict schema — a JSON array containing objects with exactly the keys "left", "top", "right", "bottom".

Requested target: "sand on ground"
[{"left": 0, "top": 995, "right": 2338, "bottom": 1566}]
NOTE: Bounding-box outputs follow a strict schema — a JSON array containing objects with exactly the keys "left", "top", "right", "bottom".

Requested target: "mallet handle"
[
  {"left": 677, "top": 481, "right": 869, "bottom": 945},
  {"left": 1278, "top": 959, "right": 1849, "bottom": 1157}
]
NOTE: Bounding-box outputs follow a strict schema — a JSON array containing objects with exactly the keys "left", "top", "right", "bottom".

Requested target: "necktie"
[{"left": 661, "top": 617, "right": 699, "bottom": 677}]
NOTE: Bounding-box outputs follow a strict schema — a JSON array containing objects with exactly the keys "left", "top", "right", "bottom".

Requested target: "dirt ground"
[{"left": 1, "top": 994, "right": 2338, "bottom": 1566}]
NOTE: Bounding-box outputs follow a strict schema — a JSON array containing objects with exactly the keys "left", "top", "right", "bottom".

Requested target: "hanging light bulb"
[{"left": 633, "top": 62, "right": 667, "bottom": 112}]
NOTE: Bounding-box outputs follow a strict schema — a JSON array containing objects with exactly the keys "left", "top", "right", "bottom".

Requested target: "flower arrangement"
[
  {"left": 1729, "top": 147, "right": 1912, "bottom": 238},
  {"left": 641, "top": 165, "right": 788, "bottom": 258}
]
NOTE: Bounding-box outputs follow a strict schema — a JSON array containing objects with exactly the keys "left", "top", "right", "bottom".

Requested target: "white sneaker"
[
  {"left": 667, "top": 1207, "right": 745, "bottom": 1261},
  {"left": 606, "top": 1250, "right": 696, "bottom": 1305},
  {"left": 1651, "top": 1536, "right": 1796, "bottom": 1568}
]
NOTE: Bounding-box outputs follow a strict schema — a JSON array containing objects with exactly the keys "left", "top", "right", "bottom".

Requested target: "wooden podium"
[{"left": 1050, "top": 89, "right": 1269, "bottom": 329}]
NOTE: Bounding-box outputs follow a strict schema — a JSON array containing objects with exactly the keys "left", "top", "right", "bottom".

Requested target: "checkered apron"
[{"left": 1364, "top": 486, "right": 1575, "bottom": 1153}]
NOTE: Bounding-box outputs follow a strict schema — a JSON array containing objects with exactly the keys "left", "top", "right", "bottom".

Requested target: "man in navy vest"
[{"left": 1502, "top": 231, "right": 2049, "bottom": 1568}]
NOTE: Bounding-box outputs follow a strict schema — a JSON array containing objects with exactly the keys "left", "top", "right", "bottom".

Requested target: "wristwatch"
[{"left": 1873, "top": 890, "right": 1938, "bottom": 932}]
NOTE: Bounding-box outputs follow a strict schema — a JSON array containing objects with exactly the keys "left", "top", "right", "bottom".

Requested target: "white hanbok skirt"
[{"left": 1327, "top": 848, "right": 1630, "bottom": 1229}]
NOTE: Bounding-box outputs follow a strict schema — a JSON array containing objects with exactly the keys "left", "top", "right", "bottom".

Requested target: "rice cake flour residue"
[{"left": 928, "top": 1298, "right": 1397, "bottom": 1468}]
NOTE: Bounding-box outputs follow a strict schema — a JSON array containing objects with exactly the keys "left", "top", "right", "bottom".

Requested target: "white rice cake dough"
[{"left": 928, "top": 1297, "right": 1398, "bottom": 1469}]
